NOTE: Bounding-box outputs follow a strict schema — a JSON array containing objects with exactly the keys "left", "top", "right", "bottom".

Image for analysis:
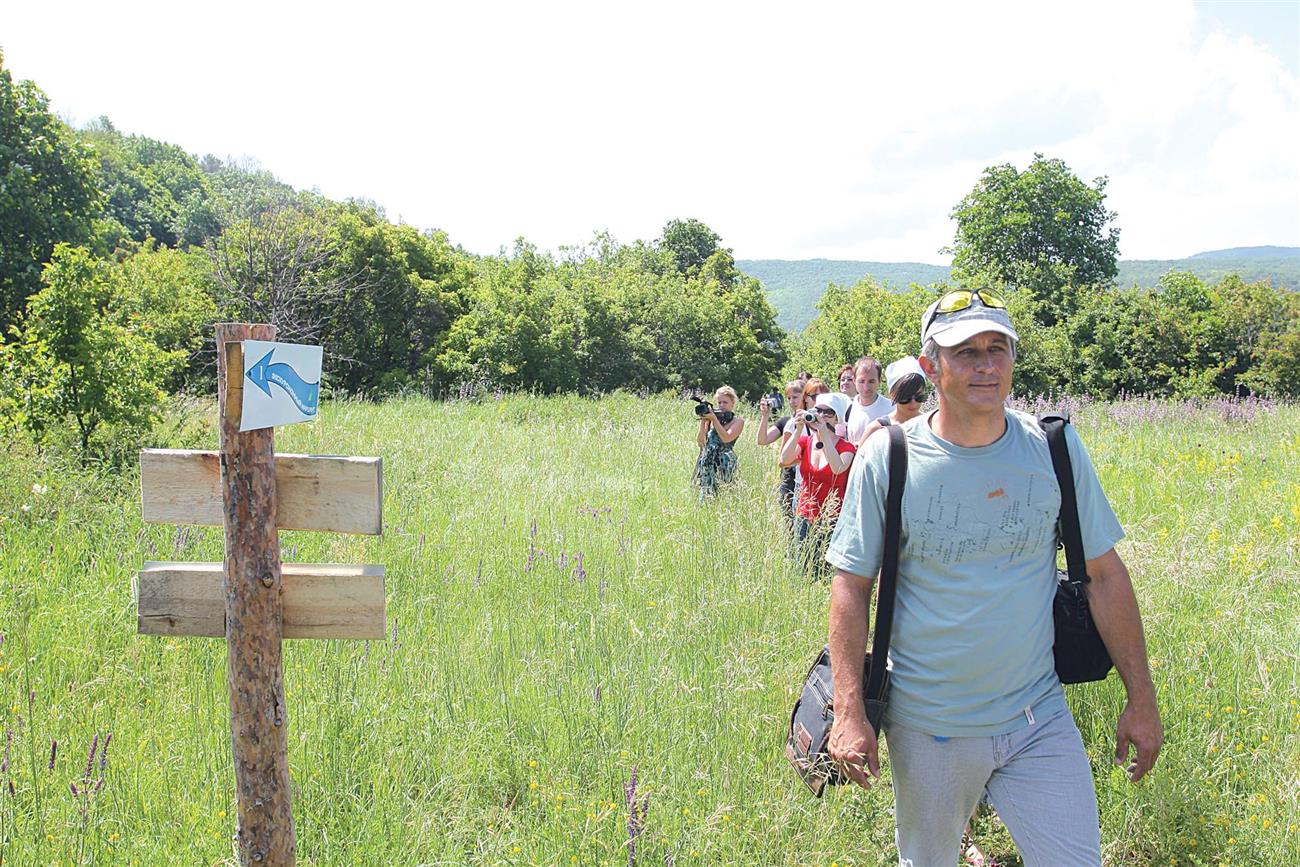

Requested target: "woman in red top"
[{"left": 778, "top": 391, "right": 856, "bottom": 577}]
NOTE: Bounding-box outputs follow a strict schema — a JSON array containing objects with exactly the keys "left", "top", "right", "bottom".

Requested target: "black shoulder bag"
[
  {"left": 785, "top": 422, "right": 907, "bottom": 796},
  {"left": 1040, "top": 413, "right": 1114, "bottom": 684}
]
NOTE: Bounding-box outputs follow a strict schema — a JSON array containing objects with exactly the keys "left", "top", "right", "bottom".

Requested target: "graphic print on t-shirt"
[{"left": 911, "top": 472, "right": 1056, "bottom": 570}]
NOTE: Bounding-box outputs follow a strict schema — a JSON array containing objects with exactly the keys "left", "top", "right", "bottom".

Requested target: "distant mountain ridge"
[
  {"left": 740, "top": 246, "right": 1300, "bottom": 332},
  {"left": 1188, "top": 246, "right": 1300, "bottom": 260}
]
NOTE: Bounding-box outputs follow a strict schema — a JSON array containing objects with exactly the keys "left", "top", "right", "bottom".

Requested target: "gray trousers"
[{"left": 885, "top": 706, "right": 1101, "bottom": 867}]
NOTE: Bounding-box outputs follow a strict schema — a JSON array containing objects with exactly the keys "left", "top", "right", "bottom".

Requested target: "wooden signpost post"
[{"left": 135, "top": 323, "right": 384, "bottom": 866}]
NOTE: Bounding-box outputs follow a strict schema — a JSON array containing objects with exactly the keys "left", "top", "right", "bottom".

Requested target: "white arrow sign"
[{"left": 239, "top": 340, "right": 324, "bottom": 432}]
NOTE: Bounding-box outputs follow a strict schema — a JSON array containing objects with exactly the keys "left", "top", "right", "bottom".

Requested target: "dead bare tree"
[{"left": 208, "top": 207, "right": 353, "bottom": 344}]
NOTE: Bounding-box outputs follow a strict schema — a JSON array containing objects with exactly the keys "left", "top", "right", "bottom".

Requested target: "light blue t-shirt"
[{"left": 825, "top": 409, "right": 1124, "bottom": 737}]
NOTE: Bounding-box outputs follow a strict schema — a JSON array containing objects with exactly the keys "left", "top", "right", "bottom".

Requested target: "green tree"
[
  {"left": 322, "top": 204, "right": 470, "bottom": 394},
  {"left": 0, "top": 52, "right": 103, "bottom": 333},
  {"left": 948, "top": 154, "right": 1120, "bottom": 324},
  {"left": 0, "top": 245, "right": 183, "bottom": 453},
  {"left": 436, "top": 241, "right": 579, "bottom": 393},
  {"left": 660, "top": 218, "right": 723, "bottom": 279},
  {"left": 78, "top": 117, "right": 220, "bottom": 248},
  {"left": 436, "top": 233, "right": 785, "bottom": 398},
  {"left": 107, "top": 242, "right": 218, "bottom": 391},
  {"left": 205, "top": 158, "right": 306, "bottom": 227},
  {"left": 794, "top": 279, "right": 932, "bottom": 381}
]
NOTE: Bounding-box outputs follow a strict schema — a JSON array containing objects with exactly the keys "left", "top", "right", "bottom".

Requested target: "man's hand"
[
  {"left": 1085, "top": 548, "right": 1164, "bottom": 784},
  {"left": 828, "top": 707, "right": 880, "bottom": 790},
  {"left": 1114, "top": 697, "right": 1162, "bottom": 782}
]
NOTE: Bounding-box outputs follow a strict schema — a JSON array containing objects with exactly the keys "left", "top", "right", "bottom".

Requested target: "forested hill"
[{"left": 742, "top": 247, "right": 1300, "bottom": 332}]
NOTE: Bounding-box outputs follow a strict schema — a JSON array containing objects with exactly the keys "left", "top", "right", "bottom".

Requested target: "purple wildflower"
[
  {"left": 573, "top": 551, "right": 586, "bottom": 583},
  {"left": 84, "top": 733, "right": 99, "bottom": 781},
  {"left": 625, "top": 765, "right": 649, "bottom": 867},
  {"left": 70, "top": 731, "right": 110, "bottom": 809},
  {"left": 48, "top": 738, "right": 57, "bottom": 771}
]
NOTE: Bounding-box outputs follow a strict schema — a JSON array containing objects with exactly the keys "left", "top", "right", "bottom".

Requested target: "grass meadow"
[{"left": 0, "top": 393, "right": 1297, "bottom": 866}]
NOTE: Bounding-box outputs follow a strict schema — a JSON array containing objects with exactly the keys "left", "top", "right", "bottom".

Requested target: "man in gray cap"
[{"left": 823, "top": 288, "right": 1162, "bottom": 866}]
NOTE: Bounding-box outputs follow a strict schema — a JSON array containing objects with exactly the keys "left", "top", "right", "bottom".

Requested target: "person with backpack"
[
  {"left": 823, "top": 289, "right": 1163, "bottom": 866},
  {"left": 845, "top": 356, "right": 894, "bottom": 444},
  {"left": 852, "top": 355, "right": 928, "bottom": 446}
]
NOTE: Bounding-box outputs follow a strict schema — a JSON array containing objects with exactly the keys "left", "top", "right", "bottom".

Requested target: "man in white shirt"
[{"left": 846, "top": 357, "right": 892, "bottom": 443}]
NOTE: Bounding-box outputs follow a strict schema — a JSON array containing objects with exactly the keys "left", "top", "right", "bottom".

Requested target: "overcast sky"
[{"left": 4, "top": 0, "right": 1298, "bottom": 263}]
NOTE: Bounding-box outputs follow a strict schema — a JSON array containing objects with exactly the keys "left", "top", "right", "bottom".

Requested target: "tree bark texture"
[{"left": 216, "top": 322, "right": 296, "bottom": 866}]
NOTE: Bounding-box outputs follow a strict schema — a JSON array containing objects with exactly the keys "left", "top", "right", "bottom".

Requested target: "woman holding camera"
[
  {"left": 779, "top": 391, "right": 856, "bottom": 576},
  {"left": 694, "top": 385, "right": 745, "bottom": 498}
]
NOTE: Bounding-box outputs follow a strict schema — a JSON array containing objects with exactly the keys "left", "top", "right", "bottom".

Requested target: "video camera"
[{"left": 694, "top": 397, "right": 735, "bottom": 426}]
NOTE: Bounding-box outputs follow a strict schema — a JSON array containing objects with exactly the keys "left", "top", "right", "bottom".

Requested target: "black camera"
[{"left": 694, "top": 398, "right": 735, "bottom": 425}]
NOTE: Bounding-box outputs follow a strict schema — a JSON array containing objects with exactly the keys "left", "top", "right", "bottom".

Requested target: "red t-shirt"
[{"left": 795, "top": 435, "right": 857, "bottom": 520}]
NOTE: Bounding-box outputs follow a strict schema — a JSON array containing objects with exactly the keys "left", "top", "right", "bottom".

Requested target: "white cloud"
[{"left": 2, "top": 0, "right": 1296, "bottom": 261}]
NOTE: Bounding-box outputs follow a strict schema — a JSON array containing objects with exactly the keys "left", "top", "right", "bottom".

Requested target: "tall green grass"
[{"left": 1, "top": 394, "right": 1296, "bottom": 866}]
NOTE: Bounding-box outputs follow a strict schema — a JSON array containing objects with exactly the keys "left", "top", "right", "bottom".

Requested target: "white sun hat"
[
  {"left": 884, "top": 355, "right": 926, "bottom": 389},
  {"left": 813, "top": 391, "right": 852, "bottom": 420}
]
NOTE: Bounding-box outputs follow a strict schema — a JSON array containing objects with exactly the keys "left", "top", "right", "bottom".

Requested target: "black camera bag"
[
  {"left": 785, "top": 422, "right": 906, "bottom": 796},
  {"left": 1040, "top": 413, "right": 1114, "bottom": 684}
]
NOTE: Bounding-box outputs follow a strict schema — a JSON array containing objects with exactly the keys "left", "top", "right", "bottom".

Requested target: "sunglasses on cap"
[{"left": 934, "top": 288, "right": 1008, "bottom": 315}]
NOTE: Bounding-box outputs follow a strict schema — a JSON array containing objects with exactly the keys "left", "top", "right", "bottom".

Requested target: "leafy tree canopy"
[
  {"left": 0, "top": 52, "right": 103, "bottom": 334},
  {"left": 0, "top": 244, "right": 184, "bottom": 454},
  {"left": 948, "top": 154, "right": 1120, "bottom": 324},
  {"left": 660, "top": 218, "right": 723, "bottom": 279},
  {"left": 78, "top": 117, "right": 221, "bottom": 249}
]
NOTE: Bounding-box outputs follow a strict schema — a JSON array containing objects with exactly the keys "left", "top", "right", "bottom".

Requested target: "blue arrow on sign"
[{"left": 246, "top": 349, "right": 320, "bottom": 416}]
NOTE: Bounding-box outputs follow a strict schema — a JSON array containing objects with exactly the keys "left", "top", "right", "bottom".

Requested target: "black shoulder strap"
[
  {"left": 865, "top": 423, "right": 907, "bottom": 701},
  {"left": 1039, "top": 412, "right": 1089, "bottom": 586},
  {"left": 878, "top": 416, "right": 892, "bottom": 427}
]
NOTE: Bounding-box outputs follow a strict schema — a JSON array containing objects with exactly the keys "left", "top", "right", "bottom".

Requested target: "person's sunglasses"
[
  {"left": 895, "top": 392, "right": 927, "bottom": 405},
  {"left": 935, "top": 288, "right": 1007, "bottom": 314},
  {"left": 815, "top": 407, "right": 837, "bottom": 416}
]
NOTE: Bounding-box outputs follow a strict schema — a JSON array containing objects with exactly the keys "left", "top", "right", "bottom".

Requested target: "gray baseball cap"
[{"left": 920, "top": 294, "right": 1020, "bottom": 348}]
